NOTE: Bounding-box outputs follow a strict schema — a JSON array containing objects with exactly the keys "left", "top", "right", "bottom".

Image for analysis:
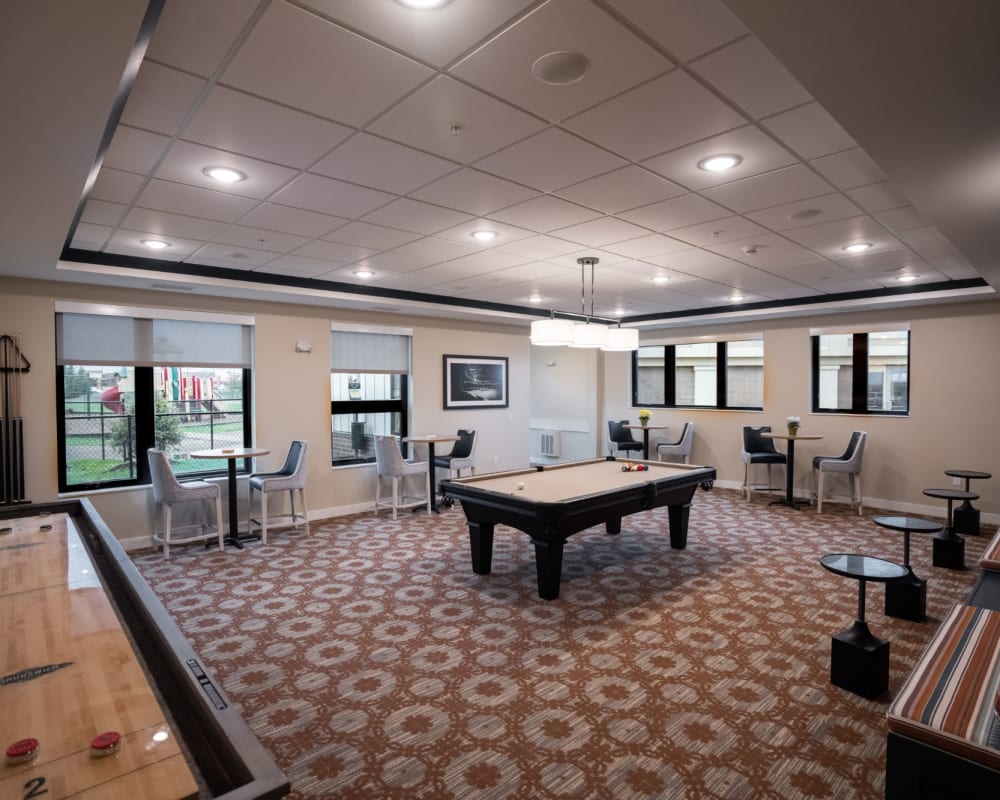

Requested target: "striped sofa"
[
  {"left": 968, "top": 527, "right": 1000, "bottom": 611},
  {"left": 885, "top": 603, "right": 1000, "bottom": 798}
]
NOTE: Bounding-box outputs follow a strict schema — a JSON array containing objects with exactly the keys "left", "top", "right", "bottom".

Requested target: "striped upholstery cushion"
[
  {"left": 981, "top": 528, "right": 1000, "bottom": 572},
  {"left": 887, "top": 604, "right": 1000, "bottom": 771}
]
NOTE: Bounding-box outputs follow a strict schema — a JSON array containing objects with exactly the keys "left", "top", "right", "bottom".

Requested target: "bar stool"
[
  {"left": 873, "top": 516, "right": 943, "bottom": 621},
  {"left": 944, "top": 469, "right": 991, "bottom": 535},
  {"left": 923, "top": 488, "right": 978, "bottom": 570}
]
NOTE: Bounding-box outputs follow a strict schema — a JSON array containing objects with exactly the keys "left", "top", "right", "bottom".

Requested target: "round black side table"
[
  {"left": 819, "top": 553, "right": 908, "bottom": 698},
  {"left": 873, "top": 516, "right": 943, "bottom": 621},
  {"left": 923, "top": 488, "right": 978, "bottom": 570},
  {"left": 944, "top": 469, "right": 991, "bottom": 536}
]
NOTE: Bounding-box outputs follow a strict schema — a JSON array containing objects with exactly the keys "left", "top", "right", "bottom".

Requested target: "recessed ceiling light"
[
  {"left": 528, "top": 294, "right": 543, "bottom": 303},
  {"left": 842, "top": 242, "right": 873, "bottom": 253},
  {"left": 652, "top": 275, "right": 670, "bottom": 284},
  {"left": 354, "top": 269, "right": 374, "bottom": 278},
  {"left": 141, "top": 239, "right": 170, "bottom": 250},
  {"left": 612, "top": 308, "right": 626, "bottom": 316},
  {"left": 729, "top": 293, "right": 745, "bottom": 302},
  {"left": 532, "top": 51, "right": 590, "bottom": 85},
  {"left": 470, "top": 230, "right": 498, "bottom": 242},
  {"left": 788, "top": 208, "right": 822, "bottom": 220},
  {"left": 698, "top": 153, "right": 742, "bottom": 172},
  {"left": 897, "top": 274, "right": 917, "bottom": 282},
  {"left": 202, "top": 165, "right": 246, "bottom": 183},
  {"left": 224, "top": 251, "right": 248, "bottom": 259},
  {"left": 395, "top": 0, "right": 450, "bottom": 8}
]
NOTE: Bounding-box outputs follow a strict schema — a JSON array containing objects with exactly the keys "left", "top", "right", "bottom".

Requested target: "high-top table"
[
  {"left": 622, "top": 424, "right": 669, "bottom": 461},
  {"left": 944, "top": 469, "right": 991, "bottom": 535},
  {"left": 923, "top": 487, "right": 978, "bottom": 570},
  {"left": 190, "top": 447, "right": 269, "bottom": 549},
  {"left": 873, "top": 516, "right": 943, "bottom": 621},
  {"left": 761, "top": 432, "right": 823, "bottom": 509},
  {"left": 820, "top": 553, "right": 908, "bottom": 697},
  {"left": 403, "top": 434, "right": 459, "bottom": 513}
]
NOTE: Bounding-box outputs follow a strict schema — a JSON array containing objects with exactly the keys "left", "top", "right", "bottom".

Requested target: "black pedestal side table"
[
  {"left": 819, "top": 553, "right": 908, "bottom": 698},
  {"left": 944, "top": 469, "right": 991, "bottom": 536},
  {"left": 873, "top": 516, "right": 943, "bottom": 622},
  {"left": 923, "top": 488, "right": 978, "bottom": 570}
]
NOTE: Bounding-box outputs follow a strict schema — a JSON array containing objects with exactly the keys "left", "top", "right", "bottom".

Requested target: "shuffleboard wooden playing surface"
[{"left": 0, "top": 512, "right": 198, "bottom": 800}]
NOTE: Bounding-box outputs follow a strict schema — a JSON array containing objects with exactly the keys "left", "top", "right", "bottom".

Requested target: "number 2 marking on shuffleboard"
[{"left": 24, "top": 776, "right": 48, "bottom": 798}]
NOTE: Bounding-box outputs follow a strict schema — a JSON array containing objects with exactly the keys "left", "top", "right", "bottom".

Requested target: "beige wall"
[{"left": 0, "top": 277, "right": 531, "bottom": 545}]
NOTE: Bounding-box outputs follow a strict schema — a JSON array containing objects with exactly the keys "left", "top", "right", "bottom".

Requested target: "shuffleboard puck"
[
  {"left": 90, "top": 731, "right": 122, "bottom": 758},
  {"left": 6, "top": 738, "right": 40, "bottom": 764},
  {"left": 39, "top": 524, "right": 53, "bottom": 531}
]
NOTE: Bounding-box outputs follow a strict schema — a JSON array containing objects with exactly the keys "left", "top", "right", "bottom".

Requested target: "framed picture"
[{"left": 443, "top": 354, "right": 509, "bottom": 409}]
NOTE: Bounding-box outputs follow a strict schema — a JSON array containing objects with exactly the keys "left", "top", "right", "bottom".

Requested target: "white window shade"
[
  {"left": 331, "top": 331, "right": 411, "bottom": 374},
  {"left": 56, "top": 313, "right": 252, "bottom": 367}
]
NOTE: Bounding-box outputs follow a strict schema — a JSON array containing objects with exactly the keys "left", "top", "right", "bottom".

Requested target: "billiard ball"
[{"left": 517, "top": 481, "right": 525, "bottom": 490}]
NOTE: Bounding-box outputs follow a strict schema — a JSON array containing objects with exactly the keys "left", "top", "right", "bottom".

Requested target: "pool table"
[{"left": 442, "top": 457, "right": 716, "bottom": 600}]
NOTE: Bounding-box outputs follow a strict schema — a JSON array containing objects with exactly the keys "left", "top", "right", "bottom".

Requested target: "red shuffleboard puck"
[
  {"left": 6, "top": 738, "right": 40, "bottom": 764},
  {"left": 89, "top": 731, "right": 122, "bottom": 758}
]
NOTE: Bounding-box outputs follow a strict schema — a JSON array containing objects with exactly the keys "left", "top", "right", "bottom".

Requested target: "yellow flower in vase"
[{"left": 638, "top": 409, "right": 652, "bottom": 427}]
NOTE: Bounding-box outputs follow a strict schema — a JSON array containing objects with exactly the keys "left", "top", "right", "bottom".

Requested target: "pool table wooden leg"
[
  {"left": 533, "top": 537, "right": 565, "bottom": 600},
  {"left": 667, "top": 502, "right": 691, "bottom": 549},
  {"left": 468, "top": 521, "right": 494, "bottom": 575}
]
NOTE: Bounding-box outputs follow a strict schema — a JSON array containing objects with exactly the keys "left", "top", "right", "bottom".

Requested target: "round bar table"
[
  {"left": 820, "top": 553, "right": 908, "bottom": 697},
  {"left": 190, "top": 447, "right": 269, "bottom": 549},
  {"left": 944, "top": 469, "right": 991, "bottom": 535},
  {"left": 403, "top": 434, "right": 459, "bottom": 513},
  {"left": 761, "top": 432, "right": 823, "bottom": 509},
  {"left": 873, "top": 516, "right": 943, "bottom": 621},
  {"left": 622, "top": 424, "right": 669, "bottom": 461},
  {"left": 923, "top": 487, "right": 978, "bottom": 570}
]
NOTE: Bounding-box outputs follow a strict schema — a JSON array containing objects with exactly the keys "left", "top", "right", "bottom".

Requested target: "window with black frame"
[
  {"left": 632, "top": 338, "right": 763, "bottom": 410},
  {"left": 55, "top": 309, "right": 253, "bottom": 492},
  {"left": 811, "top": 328, "right": 910, "bottom": 414},
  {"left": 330, "top": 327, "right": 411, "bottom": 465}
]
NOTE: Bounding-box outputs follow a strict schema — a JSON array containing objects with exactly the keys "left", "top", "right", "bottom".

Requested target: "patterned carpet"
[{"left": 132, "top": 488, "right": 989, "bottom": 799}]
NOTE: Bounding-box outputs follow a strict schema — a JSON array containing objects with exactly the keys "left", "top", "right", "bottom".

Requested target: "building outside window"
[{"left": 812, "top": 327, "right": 909, "bottom": 414}]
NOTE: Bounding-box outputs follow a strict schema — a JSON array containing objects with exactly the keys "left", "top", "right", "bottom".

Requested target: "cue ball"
[{"left": 517, "top": 481, "right": 525, "bottom": 490}]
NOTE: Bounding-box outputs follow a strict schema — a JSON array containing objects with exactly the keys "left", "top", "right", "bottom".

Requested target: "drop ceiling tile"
[
  {"left": 544, "top": 249, "right": 631, "bottom": 269},
  {"left": 239, "top": 203, "right": 348, "bottom": 238},
  {"left": 212, "top": 225, "right": 311, "bottom": 254},
  {"left": 597, "top": 260, "right": 693, "bottom": 288},
  {"left": 271, "top": 173, "right": 396, "bottom": 218},
  {"left": 323, "top": 221, "right": 421, "bottom": 250},
  {"left": 299, "top": 0, "right": 536, "bottom": 67},
  {"left": 606, "top": 0, "right": 749, "bottom": 63},
  {"left": 784, "top": 216, "right": 903, "bottom": 257},
  {"left": 872, "top": 269, "right": 948, "bottom": 288},
  {"left": 641, "top": 125, "right": 797, "bottom": 191},
  {"left": 190, "top": 243, "right": 278, "bottom": 268},
  {"left": 119, "top": 62, "right": 206, "bottom": 135},
  {"left": 761, "top": 101, "right": 857, "bottom": 160},
  {"left": 564, "top": 71, "right": 745, "bottom": 161},
  {"left": 496, "top": 235, "right": 587, "bottom": 260},
  {"left": 894, "top": 226, "right": 959, "bottom": 261},
  {"left": 555, "top": 166, "right": 685, "bottom": 213},
  {"left": 488, "top": 195, "right": 602, "bottom": 232},
  {"left": 90, "top": 168, "right": 145, "bottom": 204},
  {"left": 292, "top": 239, "right": 376, "bottom": 264},
  {"left": 155, "top": 140, "right": 299, "bottom": 199},
  {"left": 368, "top": 76, "right": 546, "bottom": 164},
  {"left": 144, "top": 0, "right": 259, "bottom": 78},
  {"left": 690, "top": 37, "right": 812, "bottom": 119},
  {"left": 744, "top": 192, "right": 865, "bottom": 232},
  {"left": 845, "top": 182, "right": 911, "bottom": 214},
  {"left": 873, "top": 207, "right": 928, "bottom": 235},
  {"left": 704, "top": 233, "right": 826, "bottom": 270},
  {"left": 120, "top": 207, "right": 229, "bottom": 240},
  {"left": 434, "top": 219, "right": 533, "bottom": 248},
  {"left": 451, "top": 0, "right": 671, "bottom": 123},
  {"left": 617, "top": 193, "right": 730, "bottom": 232},
  {"left": 701, "top": 164, "right": 834, "bottom": 213},
  {"left": 602, "top": 234, "right": 692, "bottom": 259},
  {"left": 265, "top": 253, "right": 345, "bottom": 276},
  {"left": 104, "top": 126, "right": 171, "bottom": 175},
  {"left": 490, "top": 260, "right": 578, "bottom": 281},
  {"left": 182, "top": 86, "right": 353, "bottom": 168},
  {"left": 475, "top": 128, "right": 627, "bottom": 193},
  {"left": 380, "top": 236, "right": 480, "bottom": 269},
  {"left": 360, "top": 198, "right": 474, "bottom": 234},
  {"left": 550, "top": 217, "right": 652, "bottom": 248},
  {"left": 353, "top": 250, "right": 420, "bottom": 274},
  {"left": 80, "top": 200, "right": 127, "bottom": 227},
  {"left": 435, "top": 249, "right": 532, "bottom": 273},
  {"left": 813, "top": 277, "right": 885, "bottom": 294},
  {"left": 107, "top": 229, "right": 204, "bottom": 259},
  {"left": 221, "top": 1, "right": 433, "bottom": 126},
  {"left": 135, "top": 179, "right": 259, "bottom": 223},
  {"left": 666, "top": 215, "right": 770, "bottom": 247},
  {"left": 410, "top": 168, "right": 539, "bottom": 215},
  {"left": 810, "top": 148, "right": 887, "bottom": 190},
  {"left": 70, "top": 223, "right": 113, "bottom": 250},
  {"left": 312, "top": 133, "right": 459, "bottom": 194}
]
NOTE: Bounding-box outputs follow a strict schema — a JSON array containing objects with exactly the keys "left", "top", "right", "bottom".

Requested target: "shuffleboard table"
[
  {"left": 442, "top": 457, "right": 716, "bottom": 600},
  {"left": 0, "top": 500, "right": 288, "bottom": 800}
]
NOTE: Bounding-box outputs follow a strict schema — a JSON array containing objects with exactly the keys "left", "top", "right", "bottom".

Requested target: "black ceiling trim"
[{"left": 61, "top": 0, "right": 165, "bottom": 254}]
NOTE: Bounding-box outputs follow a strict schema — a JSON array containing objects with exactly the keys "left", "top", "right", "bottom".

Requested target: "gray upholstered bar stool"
[{"left": 148, "top": 448, "right": 225, "bottom": 558}]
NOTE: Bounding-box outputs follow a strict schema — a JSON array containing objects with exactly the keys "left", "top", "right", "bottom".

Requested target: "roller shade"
[{"left": 330, "top": 330, "right": 410, "bottom": 374}]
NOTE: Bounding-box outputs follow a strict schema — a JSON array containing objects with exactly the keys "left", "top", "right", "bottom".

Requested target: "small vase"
[
  {"left": 787, "top": 425, "right": 799, "bottom": 436},
  {"left": 640, "top": 419, "right": 649, "bottom": 427}
]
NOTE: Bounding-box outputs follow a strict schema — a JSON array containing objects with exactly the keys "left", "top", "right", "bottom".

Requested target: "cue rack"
[{"left": 0, "top": 334, "right": 30, "bottom": 505}]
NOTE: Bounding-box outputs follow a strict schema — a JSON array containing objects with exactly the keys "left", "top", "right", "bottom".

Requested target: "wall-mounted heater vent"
[{"left": 539, "top": 431, "right": 560, "bottom": 457}]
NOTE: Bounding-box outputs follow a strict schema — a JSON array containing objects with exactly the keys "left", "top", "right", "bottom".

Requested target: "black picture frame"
[{"left": 443, "top": 354, "right": 509, "bottom": 409}]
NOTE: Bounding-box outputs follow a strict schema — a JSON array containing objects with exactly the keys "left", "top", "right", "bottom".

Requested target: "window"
[
  {"left": 812, "top": 328, "right": 909, "bottom": 414},
  {"left": 330, "top": 327, "right": 411, "bottom": 465},
  {"left": 56, "top": 307, "right": 253, "bottom": 491},
  {"left": 633, "top": 338, "right": 763, "bottom": 410}
]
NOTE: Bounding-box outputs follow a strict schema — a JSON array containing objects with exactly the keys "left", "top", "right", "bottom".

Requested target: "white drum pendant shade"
[
  {"left": 603, "top": 327, "right": 639, "bottom": 351},
  {"left": 530, "top": 317, "right": 575, "bottom": 346},
  {"left": 570, "top": 322, "right": 609, "bottom": 348}
]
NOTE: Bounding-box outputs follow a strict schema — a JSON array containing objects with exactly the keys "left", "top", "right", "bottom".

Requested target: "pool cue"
[
  {"left": 1, "top": 335, "right": 9, "bottom": 503},
  {"left": 14, "top": 333, "right": 24, "bottom": 501}
]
